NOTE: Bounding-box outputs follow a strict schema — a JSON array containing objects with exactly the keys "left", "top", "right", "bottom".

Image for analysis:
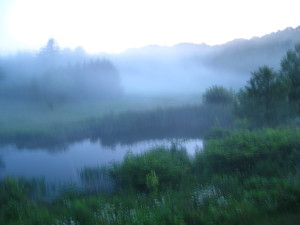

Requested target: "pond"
[{"left": 0, "top": 138, "right": 203, "bottom": 185}]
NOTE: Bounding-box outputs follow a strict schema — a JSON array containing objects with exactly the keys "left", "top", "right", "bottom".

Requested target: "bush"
[
  {"left": 195, "top": 128, "right": 300, "bottom": 176},
  {"left": 202, "top": 85, "right": 234, "bottom": 105},
  {"left": 110, "top": 146, "right": 191, "bottom": 191},
  {"left": 204, "top": 126, "right": 232, "bottom": 140}
]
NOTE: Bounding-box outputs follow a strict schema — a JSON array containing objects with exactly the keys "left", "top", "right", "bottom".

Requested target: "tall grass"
[{"left": 79, "top": 166, "right": 115, "bottom": 194}]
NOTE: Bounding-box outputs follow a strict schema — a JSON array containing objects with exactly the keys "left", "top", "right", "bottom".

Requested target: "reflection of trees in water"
[{"left": 93, "top": 132, "right": 200, "bottom": 147}]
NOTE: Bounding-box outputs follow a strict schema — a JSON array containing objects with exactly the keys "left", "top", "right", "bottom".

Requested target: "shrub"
[
  {"left": 195, "top": 128, "right": 300, "bottom": 176},
  {"left": 204, "top": 126, "right": 232, "bottom": 140},
  {"left": 110, "top": 146, "right": 191, "bottom": 191},
  {"left": 202, "top": 85, "right": 234, "bottom": 105}
]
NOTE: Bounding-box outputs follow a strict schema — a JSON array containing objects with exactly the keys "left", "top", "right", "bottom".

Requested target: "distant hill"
[
  {"left": 111, "top": 26, "right": 300, "bottom": 94},
  {"left": 203, "top": 26, "right": 300, "bottom": 74}
]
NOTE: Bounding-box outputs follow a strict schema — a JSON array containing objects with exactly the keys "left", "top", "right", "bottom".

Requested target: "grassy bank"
[
  {"left": 0, "top": 101, "right": 232, "bottom": 149},
  {"left": 1, "top": 128, "right": 300, "bottom": 225}
]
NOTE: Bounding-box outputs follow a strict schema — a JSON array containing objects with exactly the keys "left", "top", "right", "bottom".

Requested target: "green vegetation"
[
  {"left": 1, "top": 43, "right": 300, "bottom": 224},
  {"left": 281, "top": 44, "right": 300, "bottom": 115},
  {"left": 234, "top": 44, "right": 300, "bottom": 127},
  {"left": 235, "top": 66, "right": 290, "bottom": 127},
  {"left": 1, "top": 128, "right": 300, "bottom": 224},
  {"left": 110, "top": 146, "right": 191, "bottom": 192},
  {"left": 202, "top": 85, "right": 234, "bottom": 105}
]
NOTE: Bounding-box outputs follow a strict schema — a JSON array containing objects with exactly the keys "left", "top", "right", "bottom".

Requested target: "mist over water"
[{"left": 1, "top": 27, "right": 300, "bottom": 183}]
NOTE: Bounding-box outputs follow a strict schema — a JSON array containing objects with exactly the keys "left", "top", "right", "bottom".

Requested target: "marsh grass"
[{"left": 0, "top": 101, "right": 232, "bottom": 149}]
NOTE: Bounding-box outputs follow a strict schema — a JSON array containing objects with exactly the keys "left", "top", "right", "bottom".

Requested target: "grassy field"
[
  {"left": 1, "top": 94, "right": 233, "bottom": 149},
  {"left": 0, "top": 94, "right": 201, "bottom": 133}
]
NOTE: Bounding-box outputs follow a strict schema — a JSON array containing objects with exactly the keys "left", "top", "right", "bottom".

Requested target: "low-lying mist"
[
  {"left": 0, "top": 39, "right": 121, "bottom": 106},
  {"left": 1, "top": 26, "right": 300, "bottom": 104},
  {"left": 112, "top": 45, "right": 248, "bottom": 95}
]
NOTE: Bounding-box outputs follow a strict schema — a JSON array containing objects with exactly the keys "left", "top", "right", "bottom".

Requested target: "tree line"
[
  {"left": 203, "top": 44, "right": 300, "bottom": 129},
  {"left": 0, "top": 39, "right": 122, "bottom": 104}
]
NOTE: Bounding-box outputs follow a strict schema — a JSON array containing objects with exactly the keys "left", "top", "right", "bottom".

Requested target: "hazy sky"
[{"left": 0, "top": 0, "right": 299, "bottom": 54}]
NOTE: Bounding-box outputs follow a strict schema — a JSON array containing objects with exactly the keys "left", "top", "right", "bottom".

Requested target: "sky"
[{"left": 0, "top": 0, "right": 299, "bottom": 54}]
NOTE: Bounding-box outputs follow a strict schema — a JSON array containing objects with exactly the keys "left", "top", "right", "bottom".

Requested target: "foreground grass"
[{"left": 1, "top": 128, "right": 300, "bottom": 225}]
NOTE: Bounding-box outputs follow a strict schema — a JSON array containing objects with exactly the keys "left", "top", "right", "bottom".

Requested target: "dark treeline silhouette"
[{"left": 0, "top": 39, "right": 122, "bottom": 105}]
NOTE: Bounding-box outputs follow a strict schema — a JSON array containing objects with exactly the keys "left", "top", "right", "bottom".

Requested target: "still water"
[{"left": 0, "top": 138, "right": 203, "bottom": 184}]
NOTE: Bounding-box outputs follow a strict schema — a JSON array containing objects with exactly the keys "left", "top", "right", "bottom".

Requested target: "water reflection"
[{"left": 0, "top": 138, "right": 203, "bottom": 184}]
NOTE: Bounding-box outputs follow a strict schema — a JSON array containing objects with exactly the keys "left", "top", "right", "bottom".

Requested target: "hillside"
[{"left": 111, "top": 26, "right": 300, "bottom": 94}]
